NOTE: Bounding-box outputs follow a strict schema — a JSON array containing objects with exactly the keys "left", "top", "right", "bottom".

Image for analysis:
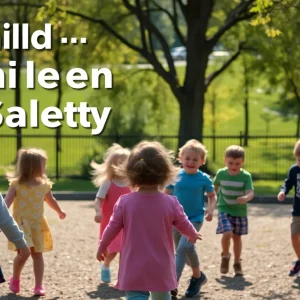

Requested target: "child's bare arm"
[
  {"left": 4, "top": 186, "right": 16, "bottom": 209},
  {"left": 237, "top": 190, "right": 254, "bottom": 204},
  {"left": 207, "top": 191, "right": 217, "bottom": 210},
  {"left": 205, "top": 191, "right": 217, "bottom": 221},
  {"left": 214, "top": 184, "right": 219, "bottom": 193},
  {"left": 277, "top": 191, "right": 285, "bottom": 201},
  {"left": 94, "top": 197, "right": 104, "bottom": 223},
  {"left": 45, "top": 191, "right": 66, "bottom": 219}
]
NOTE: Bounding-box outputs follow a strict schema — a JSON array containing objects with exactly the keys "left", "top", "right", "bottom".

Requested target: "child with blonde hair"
[
  {"left": 278, "top": 140, "right": 300, "bottom": 276},
  {"left": 97, "top": 141, "right": 201, "bottom": 300},
  {"left": 0, "top": 193, "right": 31, "bottom": 284},
  {"left": 91, "top": 143, "right": 131, "bottom": 283},
  {"left": 164, "top": 139, "right": 216, "bottom": 298},
  {"left": 5, "top": 148, "right": 66, "bottom": 296}
]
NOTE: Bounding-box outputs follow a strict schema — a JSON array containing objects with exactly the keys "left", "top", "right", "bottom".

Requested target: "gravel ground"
[{"left": 0, "top": 201, "right": 299, "bottom": 300}]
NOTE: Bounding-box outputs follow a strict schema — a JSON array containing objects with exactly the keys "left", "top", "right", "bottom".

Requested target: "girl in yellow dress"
[{"left": 5, "top": 148, "right": 66, "bottom": 296}]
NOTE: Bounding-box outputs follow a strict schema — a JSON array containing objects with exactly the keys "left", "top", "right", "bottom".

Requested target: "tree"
[
  {"left": 0, "top": 0, "right": 43, "bottom": 153},
  {"left": 2, "top": 0, "right": 261, "bottom": 148},
  {"left": 252, "top": 3, "right": 300, "bottom": 136},
  {"left": 74, "top": 0, "right": 258, "bottom": 148}
]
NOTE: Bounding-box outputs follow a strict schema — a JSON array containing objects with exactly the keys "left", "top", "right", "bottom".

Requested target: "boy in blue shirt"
[
  {"left": 165, "top": 139, "right": 216, "bottom": 298},
  {"left": 278, "top": 140, "right": 300, "bottom": 276}
]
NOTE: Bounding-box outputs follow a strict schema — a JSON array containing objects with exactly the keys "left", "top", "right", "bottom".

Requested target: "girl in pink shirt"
[
  {"left": 91, "top": 143, "right": 131, "bottom": 283},
  {"left": 97, "top": 141, "right": 201, "bottom": 300}
]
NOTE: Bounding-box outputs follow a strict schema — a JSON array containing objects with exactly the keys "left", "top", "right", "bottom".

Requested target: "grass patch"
[
  {"left": 253, "top": 180, "right": 283, "bottom": 196},
  {"left": 0, "top": 178, "right": 97, "bottom": 193},
  {"left": 0, "top": 178, "right": 286, "bottom": 196}
]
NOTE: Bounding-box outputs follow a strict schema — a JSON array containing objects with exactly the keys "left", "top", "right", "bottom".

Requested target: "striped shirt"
[{"left": 214, "top": 168, "right": 253, "bottom": 216}]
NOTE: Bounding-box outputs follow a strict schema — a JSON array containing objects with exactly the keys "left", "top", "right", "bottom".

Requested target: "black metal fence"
[{"left": 0, "top": 133, "right": 297, "bottom": 181}]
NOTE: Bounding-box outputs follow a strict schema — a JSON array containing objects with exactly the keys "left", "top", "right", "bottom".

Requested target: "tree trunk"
[
  {"left": 211, "top": 91, "right": 216, "bottom": 162},
  {"left": 178, "top": 90, "right": 205, "bottom": 147},
  {"left": 297, "top": 105, "right": 300, "bottom": 137},
  {"left": 243, "top": 57, "right": 249, "bottom": 146},
  {"left": 178, "top": 0, "right": 212, "bottom": 148},
  {"left": 15, "top": 24, "right": 24, "bottom": 153}
]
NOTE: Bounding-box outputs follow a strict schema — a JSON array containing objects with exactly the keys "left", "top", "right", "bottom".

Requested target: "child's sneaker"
[
  {"left": 220, "top": 253, "right": 231, "bottom": 274},
  {"left": 170, "top": 288, "right": 178, "bottom": 298},
  {"left": 9, "top": 277, "right": 20, "bottom": 294},
  {"left": 34, "top": 286, "right": 46, "bottom": 296},
  {"left": 0, "top": 267, "right": 5, "bottom": 283},
  {"left": 233, "top": 261, "right": 243, "bottom": 276},
  {"left": 289, "top": 260, "right": 300, "bottom": 276},
  {"left": 101, "top": 265, "right": 111, "bottom": 283},
  {"left": 185, "top": 272, "right": 207, "bottom": 298}
]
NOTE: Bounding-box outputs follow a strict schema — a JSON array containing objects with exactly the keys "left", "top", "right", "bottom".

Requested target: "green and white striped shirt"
[{"left": 214, "top": 168, "right": 253, "bottom": 216}]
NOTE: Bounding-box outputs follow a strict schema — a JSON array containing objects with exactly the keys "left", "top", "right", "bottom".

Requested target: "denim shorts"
[{"left": 216, "top": 212, "right": 248, "bottom": 235}]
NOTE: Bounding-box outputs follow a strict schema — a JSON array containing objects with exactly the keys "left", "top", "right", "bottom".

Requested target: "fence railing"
[{"left": 0, "top": 133, "right": 297, "bottom": 181}]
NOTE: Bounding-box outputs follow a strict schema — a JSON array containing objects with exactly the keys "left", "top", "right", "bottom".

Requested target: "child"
[
  {"left": 164, "top": 139, "right": 216, "bottom": 298},
  {"left": 214, "top": 145, "right": 254, "bottom": 276},
  {"left": 0, "top": 193, "right": 31, "bottom": 284},
  {"left": 277, "top": 140, "right": 300, "bottom": 276},
  {"left": 91, "top": 143, "right": 131, "bottom": 283},
  {"left": 5, "top": 148, "right": 66, "bottom": 296},
  {"left": 97, "top": 141, "right": 201, "bottom": 300}
]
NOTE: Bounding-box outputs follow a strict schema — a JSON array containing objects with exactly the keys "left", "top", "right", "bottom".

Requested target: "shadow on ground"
[
  {"left": 2, "top": 294, "right": 60, "bottom": 300},
  {"left": 215, "top": 276, "right": 253, "bottom": 291},
  {"left": 86, "top": 283, "right": 125, "bottom": 299},
  {"left": 247, "top": 204, "right": 291, "bottom": 218},
  {"left": 292, "top": 276, "right": 300, "bottom": 289},
  {"left": 250, "top": 291, "right": 295, "bottom": 299}
]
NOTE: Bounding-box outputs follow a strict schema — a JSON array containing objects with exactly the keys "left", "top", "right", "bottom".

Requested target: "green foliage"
[
  {"left": 88, "top": 68, "right": 176, "bottom": 137},
  {"left": 250, "top": 4, "right": 300, "bottom": 135}
]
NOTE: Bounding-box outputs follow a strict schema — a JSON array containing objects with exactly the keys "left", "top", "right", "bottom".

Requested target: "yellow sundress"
[{"left": 8, "top": 181, "right": 53, "bottom": 252}]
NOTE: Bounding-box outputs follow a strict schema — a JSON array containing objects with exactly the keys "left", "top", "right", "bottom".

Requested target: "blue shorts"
[{"left": 216, "top": 212, "right": 248, "bottom": 235}]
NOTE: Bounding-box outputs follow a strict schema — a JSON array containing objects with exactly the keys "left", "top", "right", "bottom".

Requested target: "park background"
[
  {"left": 1, "top": 1, "right": 300, "bottom": 300},
  {"left": 0, "top": 0, "right": 299, "bottom": 195}
]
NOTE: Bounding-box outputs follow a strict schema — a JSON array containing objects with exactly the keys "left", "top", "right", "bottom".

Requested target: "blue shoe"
[
  {"left": 289, "top": 260, "right": 300, "bottom": 276},
  {"left": 101, "top": 265, "right": 111, "bottom": 283},
  {"left": 185, "top": 272, "right": 207, "bottom": 297}
]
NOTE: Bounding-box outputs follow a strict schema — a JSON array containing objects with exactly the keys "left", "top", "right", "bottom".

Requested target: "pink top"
[
  {"left": 99, "top": 181, "right": 131, "bottom": 253},
  {"left": 98, "top": 192, "right": 199, "bottom": 292}
]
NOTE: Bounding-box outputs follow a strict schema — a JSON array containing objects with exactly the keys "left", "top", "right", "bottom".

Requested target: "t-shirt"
[
  {"left": 96, "top": 179, "right": 128, "bottom": 199},
  {"left": 166, "top": 169, "right": 214, "bottom": 222},
  {"left": 280, "top": 164, "right": 300, "bottom": 216},
  {"left": 98, "top": 192, "right": 199, "bottom": 291},
  {"left": 214, "top": 168, "right": 254, "bottom": 217}
]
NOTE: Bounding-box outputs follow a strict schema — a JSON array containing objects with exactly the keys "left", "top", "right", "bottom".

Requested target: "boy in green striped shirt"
[{"left": 214, "top": 145, "right": 254, "bottom": 276}]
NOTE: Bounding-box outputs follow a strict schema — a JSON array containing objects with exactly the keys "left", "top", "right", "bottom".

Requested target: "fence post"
[
  {"left": 212, "top": 133, "right": 216, "bottom": 162},
  {"left": 55, "top": 129, "right": 61, "bottom": 180},
  {"left": 239, "top": 131, "right": 243, "bottom": 146}
]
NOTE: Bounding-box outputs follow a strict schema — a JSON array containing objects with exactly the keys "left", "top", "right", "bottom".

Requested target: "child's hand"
[
  {"left": 205, "top": 209, "right": 213, "bottom": 221},
  {"left": 18, "top": 246, "right": 30, "bottom": 258},
  {"left": 94, "top": 213, "right": 102, "bottom": 223},
  {"left": 188, "top": 232, "right": 202, "bottom": 244},
  {"left": 277, "top": 191, "right": 285, "bottom": 202},
  {"left": 237, "top": 196, "right": 248, "bottom": 205},
  {"left": 58, "top": 210, "right": 66, "bottom": 219},
  {"left": 96, "top": 249, "right": 107, "bottom": 261}
]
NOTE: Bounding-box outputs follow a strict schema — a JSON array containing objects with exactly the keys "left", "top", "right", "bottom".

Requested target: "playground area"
[{"left": 0, "top": 201, "right": 299, "bottom": 300}]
